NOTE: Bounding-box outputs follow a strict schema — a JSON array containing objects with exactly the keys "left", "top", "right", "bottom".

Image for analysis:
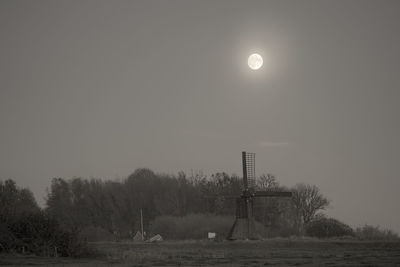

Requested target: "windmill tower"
[{"left": 227, "top": 152, "right": 292, "bottom": 240}]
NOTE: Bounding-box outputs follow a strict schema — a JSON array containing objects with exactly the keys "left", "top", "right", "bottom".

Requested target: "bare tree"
[
  {"left": 291, "top": 183, "right": 330, "bottom": 231},
  {"left": 257, "top": 174, "right": 279, "bottom": 190}
]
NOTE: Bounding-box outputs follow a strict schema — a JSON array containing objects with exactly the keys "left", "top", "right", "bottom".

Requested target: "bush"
[
  {"left": 149, "top": 214, "right": 233, "bottom": 240},
  {"left": 355, "top": 225, "right": 399, "bottom": 241},
  {"left": 0, "top": 222, "right": 18, "bottom": 252},
  {"left": 55, "top": 227, "right": 92, "bottom": 257},
  {"left": 0, "top": 179, "right": 92, "bottom": 257},
  {"left": 305, "top": 217, "right": 354, "bottom": 238},
  {"left": 1, "top": 211, "right": 90, "bottom": 257},
  {"left": 79, "top": 226, "right": 116, "bottom": 242},
  {"left": 269, "top": 223, "right": 298, "bottom": 238},
  {"left": 9, "top": 211, "right": 59, "bottom": 256}
]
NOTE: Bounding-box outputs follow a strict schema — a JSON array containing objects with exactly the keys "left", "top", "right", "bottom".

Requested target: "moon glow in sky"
[
  {"left": 1, "top": 0, "right": 400, "bottom": 235},
  {"left": 248, "top": 53, "right": 263, "bottom": 70}
]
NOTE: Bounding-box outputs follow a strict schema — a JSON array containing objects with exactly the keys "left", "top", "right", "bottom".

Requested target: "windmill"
[{"left": 227, "top": 152, "right": 292, "bottom": 240}]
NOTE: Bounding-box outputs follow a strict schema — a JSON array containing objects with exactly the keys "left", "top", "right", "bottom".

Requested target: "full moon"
[{"left": 248, "top": 53, "right": 263, "bottom": 70}]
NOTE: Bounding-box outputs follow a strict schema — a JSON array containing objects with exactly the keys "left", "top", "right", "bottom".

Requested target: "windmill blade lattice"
[{"left": 242, "top": 152, "right": 256, "bottom": 191}]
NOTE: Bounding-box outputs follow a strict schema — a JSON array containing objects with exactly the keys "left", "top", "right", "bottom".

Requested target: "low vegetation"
[
  {"left": 305, "top": 217, "right": 354, "bottom": 238},
  {"left": 150, "top": 213, "right": 233, "bottom": 240},
  {"left": 355, "top": 224, "right": 399, "bottom": 241},
  {"left": 3, "top": 240, "right": 400, "bottom": 266}
]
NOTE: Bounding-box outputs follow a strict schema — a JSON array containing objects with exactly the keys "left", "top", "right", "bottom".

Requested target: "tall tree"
[
  {"left": 256, "top": 174, "right": 279, "bottom": 190},
  {"left": 0, "top": 179, "right": 39, "bottom": 224},
  {"left": 291, "top": 183, "right": 330, "bottom": 231},
  {"left": 46, "top": 178, "right": 75, "bottom": 228}
]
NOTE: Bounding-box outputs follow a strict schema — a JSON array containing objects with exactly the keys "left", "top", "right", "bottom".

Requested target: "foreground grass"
[{"left": 1, "top": 239, "right": 400, "bottom": 266}]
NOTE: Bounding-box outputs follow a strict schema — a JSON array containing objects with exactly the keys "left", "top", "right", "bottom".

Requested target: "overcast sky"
[{"left": 1, "top": 0, "right": 399, "bottom": 233}]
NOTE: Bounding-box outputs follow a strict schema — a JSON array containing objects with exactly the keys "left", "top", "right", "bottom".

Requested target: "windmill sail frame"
[
  {"left": 242, "top": 151, "right": 256, "bottom": 191},
  {"left": 227, "top": 151, "right": 293, "bottom": 240}
]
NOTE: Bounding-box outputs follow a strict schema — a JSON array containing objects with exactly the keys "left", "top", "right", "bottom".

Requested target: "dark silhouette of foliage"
[
  {"left": 0, "top": 179, "right": 89, "bottom": 257},
  {"left": 3, "top": 169, "right": 399, "bottom": 258},
  {"left": 305, "top": 217, "right": 354, "bottom": 238},
  {"left": 43, "top": 171, "right": 336, "bottom": 239},
  {"left": 149, "top": 214, "right": 233, "bottom": 240},
  {"left": 0, "top": 179, "right": 39, "bottom": 223},
  {"left": 44, "top": 169, "right": 246, "bottom": 238},
  {"left": 355, "top": 225, "right": 399, "bottom": 240}
]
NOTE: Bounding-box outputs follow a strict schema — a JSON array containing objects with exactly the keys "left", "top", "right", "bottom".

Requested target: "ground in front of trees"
[{"left": 1, "top": 239, "right": 400, "bottom": 266}]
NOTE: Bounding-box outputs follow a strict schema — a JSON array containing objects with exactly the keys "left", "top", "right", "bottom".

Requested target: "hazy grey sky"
[{"left": 1, "top": 0, "right": 399, "bottom": 232}]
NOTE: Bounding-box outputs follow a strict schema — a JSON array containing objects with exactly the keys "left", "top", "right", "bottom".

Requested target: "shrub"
[
  {"left": 305, "top": 217, "right": 354, "bottom": 238},
  {"left": 55, "top": 227, "right": 92, "bottom": 257},
  {"left": 355, "top": 225, "right": 399, "bottom": 241},
  {"left": 149, "top": 214, "right": 233, "bottom": 240},
  {"left": 9, "top": 211, "right": 59, "bottom": 256},
  {"left": 0, "top": 222, "right": 18, "bottom": 252},
  {"left": 79, "top": 226, "right": 115, "bottom": 242},
  {"left": 1, "top": 211, "right": 90, "bottom": 257},
  {"left": 269, "top": 223, "right": 298, "bottom": 238}
]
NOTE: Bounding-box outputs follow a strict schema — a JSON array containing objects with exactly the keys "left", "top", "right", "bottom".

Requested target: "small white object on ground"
[{"left": 208, "top": 232, "right": 216, "bottom": 239}]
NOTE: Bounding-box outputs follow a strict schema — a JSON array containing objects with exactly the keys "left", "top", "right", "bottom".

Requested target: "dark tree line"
[
  {"left": 44, "top": 168, "right": 330, "bottom": 238},
  {"left": 1, "top": 168, "right": 332, "bottom": 252},
  {"left": 2, "top": 169, "right": 397, "bottom": 254},
  {"left": 2, "top": 172, "right": 396, "bottom": 254},
  {"left": 45, "top": 169, "right": 241, "bottom": 237}
]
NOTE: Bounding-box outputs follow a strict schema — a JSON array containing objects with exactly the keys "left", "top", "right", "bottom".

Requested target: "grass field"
[{"left": 1, "top": 239, "right": 400, "bottom": 266}]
